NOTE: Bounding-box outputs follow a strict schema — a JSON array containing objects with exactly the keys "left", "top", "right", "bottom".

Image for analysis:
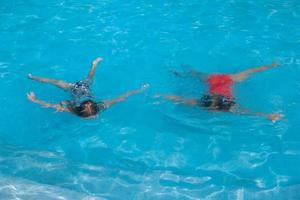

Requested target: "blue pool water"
[{"left": 1, "top": 0, "right": 300, "bottom": 199}]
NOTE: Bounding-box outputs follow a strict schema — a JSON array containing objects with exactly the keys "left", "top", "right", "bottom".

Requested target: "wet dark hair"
[
  {"left": 72, "top": 100, "right": 100, "bottom": 118},
  {"left": 200, "top": 94, "right": 213, "bottom": 107},
  {"left": 200, "top": 94, "right": 235, "bottom": 111},
  {"left": 217, "top": 96, "right": 236, "bottom": 111}
]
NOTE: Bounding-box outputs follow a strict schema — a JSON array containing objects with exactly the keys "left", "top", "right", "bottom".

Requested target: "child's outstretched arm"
[
  {"left": 27, "top": 92, "right": 70, "bottom": 112},
  {"left": 231, "top": 61, "right": 280, "bottom": 82},
  {"left": 104, "top": 84, "right": 149, "bottom": 108},
  {"left": 230, "top": 104, "right": 283, "bottom": 122},
  {"left": 171, "top": 68, "right": 208, "bottom": 82},
  {"left": 154, "top": 94, "right": 198, "bottom": 106}
]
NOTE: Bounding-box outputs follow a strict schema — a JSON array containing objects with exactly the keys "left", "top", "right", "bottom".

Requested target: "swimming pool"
[{"left": 0, "top": 0, "right": 300, "bottom": 199}]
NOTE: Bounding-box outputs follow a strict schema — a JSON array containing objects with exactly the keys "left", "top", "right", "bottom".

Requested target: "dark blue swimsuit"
[
  {"left": 70, "top": 79, "right": 93, "bottom": 105},
  {"left": 67, "top": 79, "right": 106, "bottom": 111}
]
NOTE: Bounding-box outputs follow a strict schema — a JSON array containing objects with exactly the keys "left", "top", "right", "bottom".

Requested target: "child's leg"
[
  {"left": 28, "top": 74, "right": 71, "bottom": 90},
  {"left": 87, "top": 57, "right": 103, "bottom": 81},
  {"left": 172, "top": 69, "right": 208, "bottom": 82},
  {"left": 231, "top": 62, "right": 279, "bottom": 82}
]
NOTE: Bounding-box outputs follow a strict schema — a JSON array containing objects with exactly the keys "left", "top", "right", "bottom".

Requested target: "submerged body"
[
  {"left": 70, "top": 79, "right": 94, "bottom": 104},
  {"left": 207, "top": 74, "right": 234, "bottom": 99},
  {"left": 198, "top": 74, "right": 236, "bottom": 111},
  {"left": 161, "top": 62, "right": 283, "bottom": 122}
]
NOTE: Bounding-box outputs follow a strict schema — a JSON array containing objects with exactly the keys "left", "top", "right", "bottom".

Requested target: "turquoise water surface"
[{"left": 0, "top": 1, "right": 300, "bottom": 199}]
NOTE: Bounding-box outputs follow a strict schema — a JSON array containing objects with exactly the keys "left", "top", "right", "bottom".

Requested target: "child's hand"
[
  {"left": 27, "top": 91, "right": 36, "bottom": 102},
  {"left": 153, "top": 94, "right": 161, "bottom": 98},
  {"left": 170, "top": 69, "right": 182, "bottom": 77},
  {"left": 55, "top": 106, "right": 65, "bottom": 112},
  {"left": 268, "top": 113, "right": 283, "bottom": 122}
]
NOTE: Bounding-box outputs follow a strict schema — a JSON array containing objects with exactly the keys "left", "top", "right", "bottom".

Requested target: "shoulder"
[
  {"left": 97, "top": 101, "right": 108, "bottom": 110},
  {"left": 60, "top": 101, "right": 75, "bottom": 110}
]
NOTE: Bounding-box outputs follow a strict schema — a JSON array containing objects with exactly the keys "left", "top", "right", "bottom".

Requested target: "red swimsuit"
[{"left": 207, "top": 74, "right": 234, "bottom": 98}]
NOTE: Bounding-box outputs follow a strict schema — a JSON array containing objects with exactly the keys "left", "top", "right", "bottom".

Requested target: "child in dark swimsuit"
[
  {"left": 157, "top": 62, "right": 283, "bottom": 122},
  {"left": 27, "top": 57, "right": 148, "bottom": 118}
]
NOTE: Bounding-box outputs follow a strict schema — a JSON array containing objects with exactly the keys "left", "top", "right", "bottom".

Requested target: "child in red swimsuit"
[
  {"left": 157, "top": 62, "right": 283, "bottom": 122},
  {"left": 207, "top": 74, "right": 234, "bottom": 98}
]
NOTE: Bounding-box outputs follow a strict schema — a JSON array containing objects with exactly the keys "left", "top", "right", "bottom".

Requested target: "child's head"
[
  {"left": 200, "top": 94, "right": 235, "bottom": 111},
  {"left": 72, "top": 100, "right": 100, "bottom": 118}
]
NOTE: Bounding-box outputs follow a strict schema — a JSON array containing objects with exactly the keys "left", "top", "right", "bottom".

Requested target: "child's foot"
[
  {"left": 27, "top": 73, "right": 33, "bottom": 79},
  {"left": 92, "top": 57, "right": 103, "bottom": 66},
  {"left": 141, "top": 83, "right": 150, "bottom": 90},
  {"left": 271, "top": 61, "right": 280, "bottom": 68}
]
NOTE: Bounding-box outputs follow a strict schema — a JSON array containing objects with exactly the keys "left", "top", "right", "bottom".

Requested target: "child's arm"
[
  {"left": 104, "top": 84, "right": 149, "bottom": 108},
  {"left": 27, "top": 92, "right": 70, "bottom": 112},
  {"left": 230, "top": 104, "right": 283, "bottom": 122}
]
